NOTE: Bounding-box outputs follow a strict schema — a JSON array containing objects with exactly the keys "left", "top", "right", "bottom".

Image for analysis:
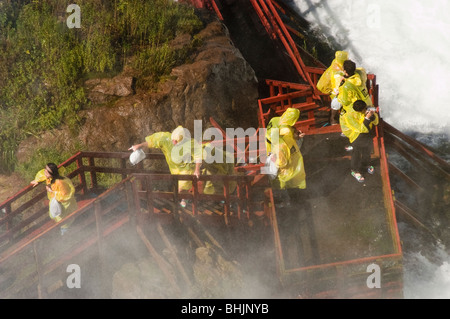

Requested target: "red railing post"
[
  {"left": 120, "top": 158, "right": 127, "bottom": 180},
  {"left": 33, "top": 240, "right": 46, "bottom": 299},
  {"left": 223, "top": 179, "right": 230, "bottom": 225},
  {"left": 76, "top": 153, "right": 88, "bottom": 195},
  {"left": 131, "top": 176, "right": 144, "bottom": 226},
  {"left": 3, "top": 203, "right": 11, "bottom": 232},
  {"left": 145, "top": 175, "right": 154, "bottom": 220},
  {"left": 192, "top": 176, "right": 199, "bottom": 216},
  {"left": 125, "top": 179, "right": 137, "bottom": 228},
  {"left": 244, "top": 178, "right": 251, "bottom": 219},
  {"left": 88, "top": 156, "right": 98, "bottom": 190}
]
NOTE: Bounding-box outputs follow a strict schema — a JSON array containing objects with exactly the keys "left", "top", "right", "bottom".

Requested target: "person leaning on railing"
[
  {"left": 30, "top": 163, "right": 77, "bottom": 235},
  {"left": 129, "top": 126, "right": 203, "bottom": 208}
]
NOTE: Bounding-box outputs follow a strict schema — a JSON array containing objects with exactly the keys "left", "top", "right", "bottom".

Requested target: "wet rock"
[{"left": 85, "top": 75, "right": 135, "bottom": 104}]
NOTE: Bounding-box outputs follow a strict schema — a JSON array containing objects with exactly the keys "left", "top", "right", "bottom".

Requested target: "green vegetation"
[
  {"left": 14, "top": 146, "right": 76, "bottom": 183},
  {"left": 0, "top": 0, "right": 203, "bottom": 174}
]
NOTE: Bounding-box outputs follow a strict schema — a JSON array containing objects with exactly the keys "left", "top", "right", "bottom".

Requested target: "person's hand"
[
  {"left": 365, "top": 110, "right": 375, "bottom": 118},
  {"left": 30, "top": 180, "right": 39, "bottom": 187},
  {"left": 46, "top": 185, "right": 53, "bottom": 193},
  {"left": 128, "top": 145, "right": 139, "bottom": 152},
  {"left": 294, "top": 130, "right": 305, "bottom": 140}
]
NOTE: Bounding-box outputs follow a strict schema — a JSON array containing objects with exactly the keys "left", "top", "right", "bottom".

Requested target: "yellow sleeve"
[
  {"left": 145, "top": 132, "right": 171, "bottom": 149},
  {"left": 34, "top": 169, "right": 49, "bottom": 184}
]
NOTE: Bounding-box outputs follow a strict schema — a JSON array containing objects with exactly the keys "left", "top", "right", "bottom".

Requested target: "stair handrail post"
[
  {"left": 192, "top": 175, "right": 199, "bottom": 216},
  {"left": 75, "top": 153, "right": 88, "bottom": 195},
  {"left": 131, "top": 176, "right": 144, "bottom": 226},
  {"left": 146, "top": 175, "right": 155, "bottom": 222},
  {"left": 88, "top": 155, "right": 98, "bottom": 190}
]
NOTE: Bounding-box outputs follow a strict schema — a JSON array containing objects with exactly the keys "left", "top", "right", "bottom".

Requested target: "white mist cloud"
[
  {"left": 293, "top": 0, "right": 450, "bottom": 135},
  {"left": 403, "top": 251, "right": 450, "bottom": 299}
]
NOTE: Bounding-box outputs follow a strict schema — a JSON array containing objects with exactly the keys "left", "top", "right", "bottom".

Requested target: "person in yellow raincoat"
[
  {"left": 30, "top": 163, "right": 77, "bottom": 235},
  {"left": 130, "top": 126, "right": 203, "bottom": 207},
  {"left": 265, "top": 107, "right": 305, "bottom": 156},
  {"left": 269, "top": 131, "right": 306, "bottom": 191},
  {"left": 316, "top": 50, "right": 348, "bottom": 125},
  {"left": 340, "top": 100, "right": 379, "bottom": 183},
  {"left": 265, "top": 108, "right": 306, "bottom": 207},
  {"left": 337, "top": 60, "right": 374, "bottom": 114}
]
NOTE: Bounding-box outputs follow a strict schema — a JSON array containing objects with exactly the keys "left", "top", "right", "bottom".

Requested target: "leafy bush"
[{"left": 0, "top": 0, "right": 203, "bottom": 175}]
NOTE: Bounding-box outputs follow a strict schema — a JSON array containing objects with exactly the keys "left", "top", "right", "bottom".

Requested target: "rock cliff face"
[{"left": 17, "top": 20, "right": 259, "bottom": 161}]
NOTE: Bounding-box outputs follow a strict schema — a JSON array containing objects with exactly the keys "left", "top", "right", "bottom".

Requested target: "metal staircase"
[{"left": 0, "top": 151, "right": 272, "bottom": 298}]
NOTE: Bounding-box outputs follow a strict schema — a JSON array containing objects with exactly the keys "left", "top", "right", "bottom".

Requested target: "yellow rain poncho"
[
  {"left": 33, "top": 168, "right": 77, "bottom": 223},
  {"left": 317, "top": 51, "right": 348, "bottom": 98},
  {"left": 201, "top": 143, "right": 237, "bottom": 195},
  {"left": 145, "top": 130, "right": 202, "bottom": 191},
  {"left": 267, "top": 108, "right": 306, "bottom": 190},
  {"left": 338, "top": 68, "right": 373, "bottom": 112},
  {"left": 340, "top": 107, "right": 379, "bottom": 143},
  {"left": 271, "top": 134, "right": 306, "bottom": 190},
  {"left": 265, "top": 108, "right": 300, "bottom": 155}
]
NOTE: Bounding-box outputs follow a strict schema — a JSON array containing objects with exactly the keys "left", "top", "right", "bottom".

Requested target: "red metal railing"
[
  {"left": 0, "top": 150, "right": 270, "bottom": 298},
  {"left": 0, "top": 176, "right": 136, "bottom": 298},
  {"left": 257, "top": 79, "right": 323, "bottom": 132},
  {"left": 382, "top": 120, "right": 450, "bottom": 239},
  {"left": 208, "top": 117, "right": 265, "bottom": 174},
  {"left": 0, "top": 151, "right": 167, "bottom": 249},
  {"left": 250, "top": 0, "right": 316, "bottom": 90},
  {"left": 0, "top": 151, "right": 266, "bottom": 252}
]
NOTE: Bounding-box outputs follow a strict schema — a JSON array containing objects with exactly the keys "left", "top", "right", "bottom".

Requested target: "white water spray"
[
  {"left": 291, "top": 0, "right": 450, "bottom": 136},
  {"left": 290, "top": 0, "right": 450, "bottom": 298}
]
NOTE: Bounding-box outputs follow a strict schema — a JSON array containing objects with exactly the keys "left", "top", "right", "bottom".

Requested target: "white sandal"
[{"left": 351, "top": 171, "right": 365, "bottom": 183}]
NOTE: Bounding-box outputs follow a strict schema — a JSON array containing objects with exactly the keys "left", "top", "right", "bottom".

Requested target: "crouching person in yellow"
[
  {"left": 130, "top": 126, "right": 202, "bottom": 208},
  {"left": 31, "top": 163, "right": 77, "bottom": 235}
]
